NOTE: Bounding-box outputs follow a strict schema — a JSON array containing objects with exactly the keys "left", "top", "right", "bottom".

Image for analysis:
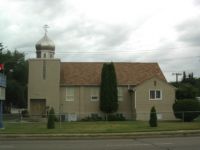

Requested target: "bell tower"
[{"left": 28, "top": 25, "right": 60, "bottom": 116}]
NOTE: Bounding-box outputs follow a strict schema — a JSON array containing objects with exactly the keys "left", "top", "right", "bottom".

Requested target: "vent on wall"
[{"left": 154, "top": 81, "right": 157, "bottom": 87}]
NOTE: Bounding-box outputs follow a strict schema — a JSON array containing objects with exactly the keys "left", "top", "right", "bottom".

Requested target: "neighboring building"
[
  {"left": 0, "top": 73, "right": 6, "bottom": 101},
  {"left": 0, "top": 72, "right": 6, "bottom": 128},
  {"left": 28, "top": 32, "right": 176, "bottom": 121}
]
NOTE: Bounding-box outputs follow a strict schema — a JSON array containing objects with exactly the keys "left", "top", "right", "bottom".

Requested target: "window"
[
  {"left": 90, "top": 87, "right": 99, "bottom": 101},
  {"left": 149, "top": 90, "right": 162, "bottom": 100},
  {"left": 66, "top": 87, "right": 74, "bottom": 101},
  {"left": 118, "top": 87, "right": 123, "bottom": 101}
]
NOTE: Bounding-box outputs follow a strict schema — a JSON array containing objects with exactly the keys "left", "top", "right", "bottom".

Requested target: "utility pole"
[{"left": 172, "top": 73, "right": 182, "bottom": 83}]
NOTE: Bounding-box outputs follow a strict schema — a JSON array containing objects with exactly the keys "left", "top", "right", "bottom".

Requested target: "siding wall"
[
  {"left": 135, "top": 77, "right": 176, "bottom": 120},
  {"left": 60, "top": 86, "right": 134, "bottom": 120}
]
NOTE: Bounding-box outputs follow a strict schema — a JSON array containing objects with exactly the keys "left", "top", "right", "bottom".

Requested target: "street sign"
[{"left": 0, "top": 73, "right": 6, "bottom": 101}]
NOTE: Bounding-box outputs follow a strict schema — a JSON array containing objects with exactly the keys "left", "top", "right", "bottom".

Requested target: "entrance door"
[{"left": 30, "top": 99, "right": 46, "bottom": 116}]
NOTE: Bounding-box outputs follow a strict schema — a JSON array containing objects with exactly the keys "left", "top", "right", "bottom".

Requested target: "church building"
[{"left": 28, "top": 30, "right": 176, "bottom": 121}]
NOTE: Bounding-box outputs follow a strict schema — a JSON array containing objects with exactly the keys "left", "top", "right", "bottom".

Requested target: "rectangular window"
[
  {"left": 149, "top": 90, "right": 162, "bottom": 100},
  {"left": 118, "top": 87, "right": 123, "bottom": 101},
  {"left": 66, "top": 87, "right": 74, "bottom": 101},
  {"left": 90, "top": 87, "right": 99, "bottom": 101},
  {"left": 156, "top": 90, "right": 161, "bottom": 99}
]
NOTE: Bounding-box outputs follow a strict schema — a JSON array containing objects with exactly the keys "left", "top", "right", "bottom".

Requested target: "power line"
[
  {"left": 20, "top": 50, "right": 200, "bottom": 61},
  {"left": 18, "top": 45, "right": 200, "bottom": 54}
]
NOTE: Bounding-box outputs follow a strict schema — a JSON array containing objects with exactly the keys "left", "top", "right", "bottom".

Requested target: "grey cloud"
[
  {"left": 176, "top": 17, "right": 200, "bottom": 46},
  {"left": 52, "top": 18, "right": 133, "bottom": 53},
  {"left": 193, "top": 0, "right": 200, "bottom": 6},
  {"left": 16, "top": 0, "right": 71, "bottom": 21},
  {"left": 136, "top": 42, "right": 177, "bottom": 62},
  {"left": 99, "top": 25, "right": 132, "bottom": 50}
]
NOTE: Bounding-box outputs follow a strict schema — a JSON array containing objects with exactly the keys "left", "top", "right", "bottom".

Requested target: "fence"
[{"left": 2, "top": 111, "right": 200, "bottom": 123}]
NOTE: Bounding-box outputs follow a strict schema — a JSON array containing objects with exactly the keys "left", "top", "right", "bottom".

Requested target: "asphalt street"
[{"left": 0, "top": 136, "right": 200, "bottom": 150}]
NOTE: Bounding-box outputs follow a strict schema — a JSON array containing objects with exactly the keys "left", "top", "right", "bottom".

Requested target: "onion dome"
[{"left": 35, "top": 33, "right": 55, "bottom": 51}]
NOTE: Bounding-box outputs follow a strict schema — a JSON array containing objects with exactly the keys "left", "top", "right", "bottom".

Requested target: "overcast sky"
[{"left": 0, "top": 0, "right": 200, "bottom": 81}]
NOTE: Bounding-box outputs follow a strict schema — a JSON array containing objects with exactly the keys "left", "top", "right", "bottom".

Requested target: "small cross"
[{"left": 43, "top": 24, "right": 49, "bottom": 34}]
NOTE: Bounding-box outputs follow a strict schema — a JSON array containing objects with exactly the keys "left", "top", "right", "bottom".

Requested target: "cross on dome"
[{"left": 43, "top": 24, "right": 49, "bottom": 34}]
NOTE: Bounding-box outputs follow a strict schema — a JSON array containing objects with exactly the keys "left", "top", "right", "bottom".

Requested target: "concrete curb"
[{"left": 1, "top": 130, "right": 200, "bottom": 140}]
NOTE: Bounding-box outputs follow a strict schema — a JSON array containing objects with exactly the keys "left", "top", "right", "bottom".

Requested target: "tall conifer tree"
[{"left": 100, "top": 63, "right": 118, "bottom": 116}]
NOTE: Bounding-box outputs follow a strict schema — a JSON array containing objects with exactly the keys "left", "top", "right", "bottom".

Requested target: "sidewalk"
[{"left": 1, "top": 130, "right": 200, "bottom": 140}]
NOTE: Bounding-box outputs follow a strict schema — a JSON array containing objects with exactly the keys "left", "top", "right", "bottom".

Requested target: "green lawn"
[{"left": 0, "top": 121, "right": 200, "bottom": 134}]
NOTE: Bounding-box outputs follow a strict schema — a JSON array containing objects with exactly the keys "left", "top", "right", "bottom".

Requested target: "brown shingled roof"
[{"left": 60, "top": 62, "right": 166, "bottom": 86}]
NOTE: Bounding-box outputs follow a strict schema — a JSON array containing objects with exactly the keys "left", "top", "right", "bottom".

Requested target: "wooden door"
[{"left": 30, "top": 99, "right": 46, "bottom": 116}]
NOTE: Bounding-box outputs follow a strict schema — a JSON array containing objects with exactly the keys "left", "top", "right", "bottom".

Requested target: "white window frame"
[
  {"left": 65, "top": 87, "right": 74, "bottom": 101},
  {"left": 90, "top": 87, "right": 99, "bottom": 101},
  {"left": 118, "top": 87, "right": 123, "bottom": 102},
  {"left": 149, "top": 89, "right": 162, "bottom": 100}
]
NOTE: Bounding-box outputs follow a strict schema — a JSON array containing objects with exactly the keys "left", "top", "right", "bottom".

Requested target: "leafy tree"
[
  {"left": 149, "top": 106, "right": 157, "bottom": 127},
  {"left": 182, "top": 71, "right": 186, "bottom": 82},
  {"left": 47, "top": 107, "right": 55, "bottom": 129},
  {"left": 196, "top": 78, "right": 200, "bottom": 96},
  {"left": 0, "top": 43, "right": 4, "bottom": 54},
  {"left": 0, "top": 43, "right": 28, "bottom": 110},
  {"left": 6, "top": 80, "right": 26, "bottom": 108},
  {"left": 173, "top": 99, "right": 200, "bottom": 122},
  {"left": 171, "top": 71, "right": 199, "bottom": 100},
  {"left": 176, "top": 83, "right": 197, "bottom": 99},
  {"left": 188, "top": 72, "right": 194, "bottom": 79},
  {"left": 100, "top": 63, "right": 118, "bottom": 117}
]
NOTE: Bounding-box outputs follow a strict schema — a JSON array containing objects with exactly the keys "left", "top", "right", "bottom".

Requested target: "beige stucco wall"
[
  {"left": 60, "top": 86, "right": 102, "bottom": 120},
  {"left": 118, "top": 86, "right": 135, "bottom": 119},
  {"left": 135, "top": 77, "right": 176, "bottom": 120},
  {"left": 60, "top": 86, "right": 135, "bottom": 120},
  {"left": 28, "top": 59, "right": 60, "bottom": 114}
]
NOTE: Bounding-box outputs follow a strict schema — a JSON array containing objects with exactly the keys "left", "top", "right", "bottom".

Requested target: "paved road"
[{"left": 0, "top": 136, "right": 200, "bottom": 150}]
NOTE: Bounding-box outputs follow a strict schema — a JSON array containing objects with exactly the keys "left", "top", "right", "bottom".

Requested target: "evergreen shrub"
[
  {"left": 47, "top": 107, "right": 55, "bottom": 129},
  {"left": 149, "top": 106, "right": 157, "bottom": 127}
]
